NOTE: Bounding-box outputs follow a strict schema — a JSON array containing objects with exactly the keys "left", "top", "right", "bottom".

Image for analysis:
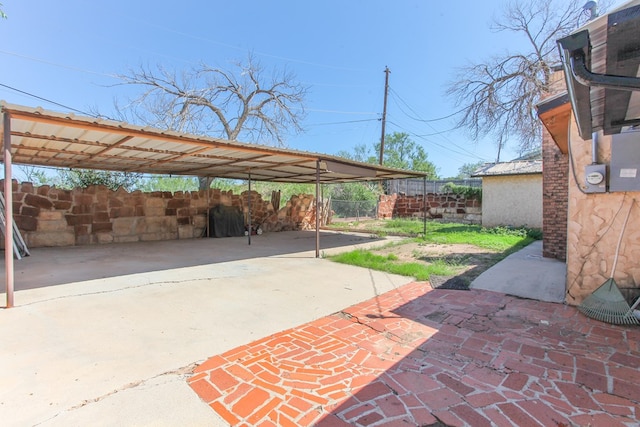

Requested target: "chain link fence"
[{"left": 330, "top": 199, "right": 377, "bottom": 220}]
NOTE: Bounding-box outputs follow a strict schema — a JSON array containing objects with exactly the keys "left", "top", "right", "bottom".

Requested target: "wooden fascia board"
[{"left": 538, "top": 102, "right": 571, "bottom": 154}]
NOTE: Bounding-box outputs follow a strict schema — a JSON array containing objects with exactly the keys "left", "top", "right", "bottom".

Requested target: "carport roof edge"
[{"left": 1, "top": 102, "right": 428, "bottom": 183}]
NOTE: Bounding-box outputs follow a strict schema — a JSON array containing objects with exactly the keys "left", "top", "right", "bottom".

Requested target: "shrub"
[{"left": 440, "top": 182, "right": 482, "bottom": 201}]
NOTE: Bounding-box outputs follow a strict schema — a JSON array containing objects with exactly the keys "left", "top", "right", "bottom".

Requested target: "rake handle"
[{"left": 610, "top": 200, "right": 634, "bottom": 279}]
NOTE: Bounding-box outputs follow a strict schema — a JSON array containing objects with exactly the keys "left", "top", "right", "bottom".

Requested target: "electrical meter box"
[
  {"left": 610, "top": 131, "right": 640, "bottom": 192},
  {"left": 584, "top": 163, "right": 607, "bottom": 193}
]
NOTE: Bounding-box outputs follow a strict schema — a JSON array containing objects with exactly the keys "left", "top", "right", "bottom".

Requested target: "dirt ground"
[
  {"left": 327, "top": 220, "right": 506, "bottom": 289},
  {"left": 370, "top": 241, "right": 503, "bottom": 289}
]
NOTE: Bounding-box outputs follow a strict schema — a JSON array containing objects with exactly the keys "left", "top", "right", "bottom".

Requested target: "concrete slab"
[
  {"left": 470, "top": 240, "right": 566, "bottom": 302},
  {"left": 0, "top": 234, "right": 573, "bottom": 425},
  {"left": 0, "top": 231, "right": 409, "bottom": 426}
]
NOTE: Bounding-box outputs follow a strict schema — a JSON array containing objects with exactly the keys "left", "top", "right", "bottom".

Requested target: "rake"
[{"left": 578, "top": 200, "right": 640, "bottom": 326}]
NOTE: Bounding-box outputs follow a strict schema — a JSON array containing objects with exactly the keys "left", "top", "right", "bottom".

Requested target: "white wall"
[{"left": 481, "top": 174, "right": 543, "bottom": 228}]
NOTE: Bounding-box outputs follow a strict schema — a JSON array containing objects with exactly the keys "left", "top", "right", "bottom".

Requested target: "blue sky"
[{"left": 0, "top": 0, "right": 623, "bottom": 178}]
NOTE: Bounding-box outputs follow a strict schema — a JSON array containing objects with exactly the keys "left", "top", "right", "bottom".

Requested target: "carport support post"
[
  {"left": 2, "top": 112, "right": 14, "bottom": 308},
  {"left": 315, "top": 160, "right": 320, "bottom": 258},
  {"left": 206, "top": 181, "right": 211, "bottom": 238},
  {"left": 247, "top": 172, "right": 252, "bottom": 246},
  {"left": 423, "top": 176, "right": 427, "bottom": 236}
]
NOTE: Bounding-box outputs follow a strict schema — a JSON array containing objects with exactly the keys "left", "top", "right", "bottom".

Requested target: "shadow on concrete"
[
  {"left": 314, "top": 286, "right": 639, "bottom": 426},
  {"left": 1, "top": 230, "right": 387, "bottom": 291}
]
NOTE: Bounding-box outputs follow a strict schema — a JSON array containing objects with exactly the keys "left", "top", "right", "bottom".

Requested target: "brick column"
[{"left": 542, "top": 127, "right": 568, "bottom": 261}]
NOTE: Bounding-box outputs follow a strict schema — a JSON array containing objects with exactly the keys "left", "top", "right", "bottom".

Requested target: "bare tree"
[
  {"left": 115, "top": 54, "right": 308, "bottom": 188},
  {"left": 446, "top": 0, "right": 610, "bottom": 161}
]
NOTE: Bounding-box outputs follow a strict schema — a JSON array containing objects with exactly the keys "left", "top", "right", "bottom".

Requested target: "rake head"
[{"left": 577, "top": 278, "right": 640, "bottom": 326}]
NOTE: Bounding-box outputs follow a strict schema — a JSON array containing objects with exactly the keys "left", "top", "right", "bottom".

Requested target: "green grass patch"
[
  {"left": 328, "top": 249, "right": 455, "bottom": 281},
  {"left": 326, "top": 219, "right": 541, "bottom": 280},
  {"left": 327, "top": 219, "right": 539, "bottom": 252},
  {"left": 420, "top": 224, "right": 535, "bottom": 252}
]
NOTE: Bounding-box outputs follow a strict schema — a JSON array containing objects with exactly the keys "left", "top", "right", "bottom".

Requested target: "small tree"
[
  {"left": 53, "top": 169, "right": 141, "bottom": 191},
  {"left": 456, "top": 161, "right": 486, "bottom": 179},
  {"left": 339, "top": 132, "right": 439, "bottom": 178},
  {"left": 329, "top": 182, "right": 380, "bottom": 219},
  {"left": 373, "top": 133, "right": 438, "bottom": 177},
  {"left": 137, "top": 176, "right": 199, "bottom": 193},
  {"left": 18, "top": 166, "right": 48, "bottom": 186}
]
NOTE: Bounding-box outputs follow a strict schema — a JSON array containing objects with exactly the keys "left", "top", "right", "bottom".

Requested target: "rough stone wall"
[
  {"left": 261, "top": 194, "right": 317, "bottom": 231},
  {"left": 542, "top": 125, "right": 569, "bottom": 261},
  {"left": 481, "top": 175, "right": 543, "bottom": 229},
  {"left": 377, "top": 193, "right": 481, "bottom": 224},
  {"left": 565, "top": 120, "right": 640, "bottom": 306},
  {"left": 2, "top": 181, "right": 317, "bottom": 248}
]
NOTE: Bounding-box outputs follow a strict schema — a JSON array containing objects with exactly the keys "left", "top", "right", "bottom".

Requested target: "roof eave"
[{"left": 536, "top": 92, "right": 571, "bottom": 154}]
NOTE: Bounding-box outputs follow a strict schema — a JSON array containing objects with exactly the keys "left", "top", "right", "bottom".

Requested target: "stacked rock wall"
[{"left": 2, "top": 181, "right": 317, "bottom": 247}]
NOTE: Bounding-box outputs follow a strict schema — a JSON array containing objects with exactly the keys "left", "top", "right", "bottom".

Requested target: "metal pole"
[
  {"left": 3, "top": 112, "right": 14, "bottom": 308},
  {"left": 379, "top": 66, "right": 390, "bottom": 165},
  {"left": 247, "top": 173, "right": 252, "bottom": 246},
  {"left": 315, "top": 160, "right": 320, "bottom": 258},
  {"left": 423, "top": 176, "right": 427, "bottom": 237},
  {"left": 206, "top": 182, "right": 210, "bottom": 238}
]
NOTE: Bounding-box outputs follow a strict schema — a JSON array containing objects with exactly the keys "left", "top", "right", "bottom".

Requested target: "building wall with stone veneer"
[
  {"left": 2, "top": 181, "right": 317, "bottom": 248},
  {"left": 565, "top": 120, "right": 640, "bottom": 305},
  {"left": 377, "top": 193, "right": 481, "bottom": 224}
]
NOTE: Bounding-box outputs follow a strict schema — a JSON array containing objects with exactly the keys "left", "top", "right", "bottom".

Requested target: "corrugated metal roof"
[
  {"left": 472, "top": 160, "right": 542, "bottom": 177},
  {"left": 1, "top": 102, "right": 427, "bottom": 184}
]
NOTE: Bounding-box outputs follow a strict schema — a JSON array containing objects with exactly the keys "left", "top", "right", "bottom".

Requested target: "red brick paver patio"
[{"left": 188, "top": 282, "right": 640, "bottom": 426}]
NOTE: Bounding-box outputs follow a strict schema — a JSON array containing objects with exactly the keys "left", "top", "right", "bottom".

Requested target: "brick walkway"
[{"left": 188, "top": 282, "right": 640, "bottom": 426}]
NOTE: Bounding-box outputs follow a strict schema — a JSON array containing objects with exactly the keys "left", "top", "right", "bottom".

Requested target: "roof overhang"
[
  {"left": 557, "top": 0, "right": 640, "bottom": 139},
  {"left": 0, "top": 102, "right": 427, "bottom": 184},
  {"left": 536, "top": 92, "right": 571, "bottom": 154}
]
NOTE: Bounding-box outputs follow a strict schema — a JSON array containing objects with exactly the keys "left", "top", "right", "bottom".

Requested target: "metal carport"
[{"left": 1, "top": 102, "right": 428, "bottom": 307}]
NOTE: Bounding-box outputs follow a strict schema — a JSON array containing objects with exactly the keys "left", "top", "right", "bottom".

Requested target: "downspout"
[{"left": 569, "top": 50, "right": 640, "bottom": 92}]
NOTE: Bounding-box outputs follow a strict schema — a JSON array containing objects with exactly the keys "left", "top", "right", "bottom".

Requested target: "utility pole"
[{"left": 379, "top": 66, "right": 390, "bottom": 165}]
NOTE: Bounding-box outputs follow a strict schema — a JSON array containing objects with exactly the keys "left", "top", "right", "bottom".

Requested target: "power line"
[
  {"left": 387, "top": 88, "right": 483, "bottom": 159},
  {"left": 415, "top": 127, "right": 458, "bottom": 137},
  {"left": 123, "top": 17, "right": 370, "bottom": 73},
  {"left": 385, "top": 119, "right": 490, "bottom": 163},
  {"left": 0, "top": 83, "right": 95, "bottom": 117},
  {"left": 388, "top": 87, "right": 465, "bottom": 122},
  {"left": 305, "top": 108, "right": 378, "bottom": 115},
  {"left": 0, "top": 49, "right": 116, "bottom": 78},
  {"left": 306, "top": 118, "right": 379, "bottom": 127}
]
